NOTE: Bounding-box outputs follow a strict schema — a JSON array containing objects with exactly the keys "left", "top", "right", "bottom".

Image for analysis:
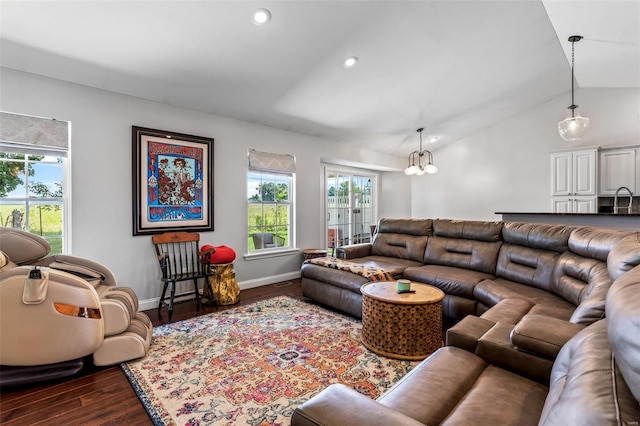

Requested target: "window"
[
  {"left": 0, "top": 153, "right": 66, "bottom": 254},
  {"left": 247, "top": 150, "right": 295, "bottom": 253},
  {"left": 0, "top": 112, "right": 70, "bottom": 254}
]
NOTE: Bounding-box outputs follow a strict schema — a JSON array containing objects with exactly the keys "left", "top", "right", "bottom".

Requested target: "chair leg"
[
  {"left": 193, "top": 278, "right": 201, "bottom": 309},
  {"left": 168, "top": 281, "right": 176, "bottom": 322},
  {"left": 159, "top": 282, "right": 169, "bottom": 311}
]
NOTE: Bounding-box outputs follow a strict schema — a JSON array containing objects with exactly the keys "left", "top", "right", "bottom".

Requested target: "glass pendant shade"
[
  {"left": 404, "top": 164, "right": 420, "bottom": 175},
  {"left": 425, "top": 163, "right": 438, "bottom": 174},
  {"left": 558, "top": 107, "right": 590, "bottom": 141},
  {"left": 558, "top": 35, "right": 589, "bottom": 141}
]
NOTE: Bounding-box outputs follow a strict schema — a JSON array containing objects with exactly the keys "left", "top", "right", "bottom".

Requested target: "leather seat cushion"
[
  {"left": 403, "top": 265, "right": 494, "bottom": 298},
  {"left": 475, "top": 278, "right": 575, "bottom": 314},
  {"left": 300, "top": 263, "right": 369, "bottom": 292},
  {"left": 440, "top": 365, "right": 548, "bottom": 425},
  {"left": 378, "top": 347, "right": 547, "bottom": 426}
]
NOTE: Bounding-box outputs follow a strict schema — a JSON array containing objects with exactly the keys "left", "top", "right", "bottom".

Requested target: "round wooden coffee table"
[{"left": 360, "top": 281, "right": 445, "bottom": 360}]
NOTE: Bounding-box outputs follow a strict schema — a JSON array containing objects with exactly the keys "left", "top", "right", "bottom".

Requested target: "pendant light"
[
  {"left": 404, "top": 128, "right": 438, "bottom": 176},
  {"left": 558, "top": 35, "right": 590, "bottom": 141}
]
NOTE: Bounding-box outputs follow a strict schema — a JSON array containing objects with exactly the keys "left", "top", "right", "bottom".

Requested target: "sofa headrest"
[
  {"left": 502, "top": 222, "right": 574, "bottom": 253},
  {"left": 606, "top": 263, "right": 640, "bottom": 402},
  {"left": 433, "top": 219, "right": 503, "bottom": 242},
  {"left": 377, "top": 218, "right": 433, "bottom": 236},
  {"left": 607, "top": 232, "right": 640, "bottom": 282},
  {"left": 568, "top": 227, "right": 630, "bottom": 261},
  {"left": 0, "top": 227, "right": 51, "bottom": 265}
]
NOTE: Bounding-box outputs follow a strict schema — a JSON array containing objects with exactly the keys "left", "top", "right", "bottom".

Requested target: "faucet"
[{"left": 614, "top": 186, "right": 633, "bottom": 214}]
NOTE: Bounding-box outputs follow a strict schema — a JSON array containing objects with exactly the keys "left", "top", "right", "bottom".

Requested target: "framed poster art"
[{"left": 132, "top": 126, "right": 214, "bottom": 236}]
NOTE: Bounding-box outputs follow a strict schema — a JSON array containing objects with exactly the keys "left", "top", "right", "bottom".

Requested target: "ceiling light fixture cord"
[{"left": 570, "top": 37, "right": 576, "bottom": 117}]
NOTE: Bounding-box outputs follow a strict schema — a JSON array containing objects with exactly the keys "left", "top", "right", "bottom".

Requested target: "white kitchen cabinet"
[
  {"left": 551, "top": 196, "right": 597, "bottom": 213},
  {"left": 599, "top": 147, "right": 637, "bottom": 195},
  {"left": 550, "top": 149, "right": 597, "bottom": 213},
  {"left": 551, "top": 149, "right": 597, "bottom": 197}
]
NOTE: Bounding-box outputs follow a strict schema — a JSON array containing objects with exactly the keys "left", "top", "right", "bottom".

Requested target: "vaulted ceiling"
[{"left": 1, "top": 1, "right": 638, "bottom": 155}]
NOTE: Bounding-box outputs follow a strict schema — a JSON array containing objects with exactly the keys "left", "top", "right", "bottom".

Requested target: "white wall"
[
  {"left": 412, "top": 88, "right": 640, "bottom": 220},
  {"left": 0, "top": 68, "right": 411, "bottom": 308}
]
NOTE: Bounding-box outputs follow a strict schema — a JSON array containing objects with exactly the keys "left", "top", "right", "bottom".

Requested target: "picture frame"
[{"left": 132, "top": 126, "right": 214, "bottom": 236}]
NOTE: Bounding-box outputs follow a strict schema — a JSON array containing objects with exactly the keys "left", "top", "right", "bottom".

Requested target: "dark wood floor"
[{"left": 0, "top": 279, "right": 305, "bottom": 426}]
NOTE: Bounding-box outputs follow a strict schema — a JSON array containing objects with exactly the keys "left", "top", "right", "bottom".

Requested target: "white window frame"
[
  {"left": 0, "top": 152, "right": 71, "bottom": 253},
  {"left": 323, "top": 165, "right": 379, "bottom": 250},
  {"left": 244, "top": 150, "right": 298, "bottom": 260}
]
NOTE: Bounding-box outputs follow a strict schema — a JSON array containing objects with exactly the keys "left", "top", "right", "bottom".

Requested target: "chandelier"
[
  {"left": 404, "top": 128, "right": 438, "bottom": 175},
  {"left": 558, "top": 35, "right": 590, "bottom": 141}
]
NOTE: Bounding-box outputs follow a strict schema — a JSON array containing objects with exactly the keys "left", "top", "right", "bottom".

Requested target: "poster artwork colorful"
[{"left": 146, "top": 141, "right": 204, "bottom": 222}]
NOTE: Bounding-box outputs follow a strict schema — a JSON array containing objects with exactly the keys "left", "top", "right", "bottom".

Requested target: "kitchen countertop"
[
  {"left": 496, "top": 212, "right": 640, "bottom": 231},
  {"left": 496, "top": 212, "right": 640, "bottom": 216}
]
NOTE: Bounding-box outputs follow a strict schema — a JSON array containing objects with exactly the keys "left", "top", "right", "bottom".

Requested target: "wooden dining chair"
[{"left": 151, "top": 232, "right": 216, "bottom": 322}]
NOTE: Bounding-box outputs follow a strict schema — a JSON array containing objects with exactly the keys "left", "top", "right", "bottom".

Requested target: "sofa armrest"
[
  {"left": 446, "top": 315, "right": 496, "bottom": 352},
  {"left": 511, "top": 314, "right": 586, "bottom": 359},
  {"left": 475, "top": 322, "right": 553, "bottom": 385},
  {"left": 336, "top": 243, "right": 372, "bottom": 260},
  {"left": 291, "top": 383, "right": 424, "bottom": 426}
]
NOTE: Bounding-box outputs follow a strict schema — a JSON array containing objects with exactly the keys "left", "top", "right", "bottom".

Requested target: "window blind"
[
  {"left": 248, "top": 149, "right": 296, "bottom": 173},
  {"left": 0, "top": 111, "right": 70, "bottom": 157}
]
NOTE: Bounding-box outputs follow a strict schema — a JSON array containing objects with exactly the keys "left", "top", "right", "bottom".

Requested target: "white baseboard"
[{"left": 138, "top": 270, "right": 302, "bottom": 312}]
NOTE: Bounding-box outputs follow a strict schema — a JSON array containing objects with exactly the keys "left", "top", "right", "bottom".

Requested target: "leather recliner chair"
[{"left": 0, "top": 227, "right": 153, "bottom": 387}]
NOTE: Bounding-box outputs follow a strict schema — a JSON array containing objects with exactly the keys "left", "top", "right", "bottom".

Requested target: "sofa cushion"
[
  {"left": 376, "top": 218, "right": 433, "bottom": 236},
  {"left": 479, "top": 298, "right": 534, "bottom": 325},
  {"left": 440, "top": 364, "right": 548, "bottom": 426},
  {"left": 371, "top": 234, "right": 429, "bottom": 263},
  {"left": 551, "top": 252, "right": 611, "bottom": 324},
  {"left": 568, "top": 226, "right": 629, "bottom": 261},
  {"left": 502, "top": 222, "right": 573, "bottom": 253},
  {"left": 300, "top": 263, "right": 369, "bottom": 293},
  {"left": 526, "top": 304, "right": 576, "bottom": 321},
  {"left": 423, "top": 236, "right": 502, "bottom": 275},
  {"left": 377, "top": 347, "right": 488, "bottom": 425},
  {"left": 539, "top": 320, "right": 640, "bottom": 425},
  {"left": 474, "top": 278, "right": 575, "bottom": 319},
  {"left": 606, "top": 264, "right": 640, "bottom": 402},
  {"left": 404, "top": 264, "right": 494, "bottom": 299},
  {"left": 496, "top": 245, "right": 560, "bottom": 292},
  {"left": 432, "top": 219, "right": 503, "bottom": 242},
  {"left": 608, "top": 232, "right": 640, "bottom": 281}
]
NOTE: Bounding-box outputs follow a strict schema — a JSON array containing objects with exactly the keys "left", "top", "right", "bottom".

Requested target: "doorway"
[{"left": 325, "top": 169, "right": 377, "bottom": 254}]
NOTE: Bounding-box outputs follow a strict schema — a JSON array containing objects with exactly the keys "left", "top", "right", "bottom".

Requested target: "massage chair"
[{"left": 0, "top": 227, "right": 152, "bottom": 387}]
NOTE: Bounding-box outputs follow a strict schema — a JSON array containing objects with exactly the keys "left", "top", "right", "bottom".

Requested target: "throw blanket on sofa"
[{"left": 304, "top": 257, "right": 394, "bottom": 282}]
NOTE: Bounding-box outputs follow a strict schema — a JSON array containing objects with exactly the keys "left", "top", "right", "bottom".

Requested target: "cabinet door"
[
  {"left": 552, "top": 197, "right": 572, "bottom": 213},
  {"left": 599, "top": 148, "right": 636, "bottom": 195},
  {"left": 573, "top": 150, "right": 597, "bottom": 195},
  {"left": 551, "top": 152, "right": 572, "bottom": 196},
  {"left": 574, "top": 197, "right": 597, "bottom": 213}
]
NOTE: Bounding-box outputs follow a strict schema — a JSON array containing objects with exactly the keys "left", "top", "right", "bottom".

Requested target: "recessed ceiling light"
[
  {"left": 428, "top": 136, "right": 439, "bottom": 143},
  {"left": 343, "top": 56, "right": 358, "bottom": 68},
  {"left": 253, "top": 8, "right": 271, "bottom": 25}
]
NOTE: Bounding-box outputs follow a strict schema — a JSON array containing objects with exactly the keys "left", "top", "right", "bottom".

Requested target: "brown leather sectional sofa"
[
  {"left": 302, "top": 218, "right": 635, "bottom": 324},
  {"left": 294, "top": 218, "right": 640, "bottom": 425},
  {"left": 293, "top": 263, "right": 640, "bottom": 425}
]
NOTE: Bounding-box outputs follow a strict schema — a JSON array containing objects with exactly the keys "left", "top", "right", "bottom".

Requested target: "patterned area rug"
[{"left": 122, "top": 296, "right": 418, "bottom": 426}]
